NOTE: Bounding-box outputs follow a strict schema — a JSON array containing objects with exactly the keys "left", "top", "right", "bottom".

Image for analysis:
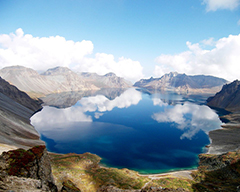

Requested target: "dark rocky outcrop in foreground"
[
  {"left": 191, "top": 150, "right": 240, "bottom": 191},
  {"left": 207, "top": 80, "right": 240, "bottom": 112},
  {"left": 134, "top": 72, "right": 227, "bottom": 94},
  {"left": 0, "top": 145, "right": 57, "bottom": 191}
]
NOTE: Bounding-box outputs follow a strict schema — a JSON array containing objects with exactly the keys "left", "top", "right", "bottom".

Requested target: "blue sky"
[{"left": 0, "top": 0, "right": 240, "bottom": 82}]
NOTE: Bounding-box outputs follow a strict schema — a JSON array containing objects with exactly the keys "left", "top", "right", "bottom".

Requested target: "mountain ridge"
[
  {"left": 0, "top": 65, "right": 131, "bottom": 97},
  {"left": 207, "top": 80, "right": 240, "bottom": 112},
  {"left": 134, "top": 72, "right": 228, "bottom": 94}
]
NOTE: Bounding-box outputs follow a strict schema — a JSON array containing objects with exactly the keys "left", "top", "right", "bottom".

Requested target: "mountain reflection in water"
[{"left": 31, "top": 88, "right": 222, "bottom": 174}]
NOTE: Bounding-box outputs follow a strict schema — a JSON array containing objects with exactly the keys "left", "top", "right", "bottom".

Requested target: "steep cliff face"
[
  {"left": 207, "top": 80, "right": 240, "bottom": 112},
  {"left": 0, "top": 145, "right": 57, "bottom": 191},
  {"left": 134, "top": 72, "right": 227, "bottom": 94},
  {"left": 0, "top": 76, "right": 44, "bottom": 149},
  {"left": 0, "top": 76, "right": 42, "bottom": 113}
]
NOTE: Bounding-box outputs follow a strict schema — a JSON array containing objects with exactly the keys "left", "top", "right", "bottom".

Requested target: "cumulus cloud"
[
  {"left": 203, "top": 0, "right": 240, "bottom": 11},
  {"left": 0, "top": 28, "right": 143, "bottom": 81},
  {"left": 154, "top": 34, "right": 240, "bottom": 81}
]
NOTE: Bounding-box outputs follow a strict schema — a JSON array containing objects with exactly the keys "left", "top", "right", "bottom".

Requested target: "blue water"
[{"left": 31, "top": 88, "right": 222, "bottom": 174}]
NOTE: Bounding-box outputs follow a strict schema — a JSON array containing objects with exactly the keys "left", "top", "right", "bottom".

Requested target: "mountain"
[
  {"left": 42, "top": 66, "right": 99, "bottom": 91},
  {"left": 78, "top": 72, "right": 132, "bottom": 88},
  {"left": 0, "top": 77, "right": 44, "bottom": 149},
  {"left": 0, "top": 66, "right": 63, "bottom": 97},
  {"left": 134, "top": 72, "right": 228, "bottom": 94},
  {"left": 207, "top": 80, "right": 240, "bottom": 112},
  {"left": 0, "top": 66, "right": 131, "bottom": 98},
  {"left": 0, "top": 66, "right": 99, "bottom": 97}
]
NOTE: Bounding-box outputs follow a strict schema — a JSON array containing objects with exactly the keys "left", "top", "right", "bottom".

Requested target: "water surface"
[{"left": 31, "top": 88, "right": 222, "bottom": 174}]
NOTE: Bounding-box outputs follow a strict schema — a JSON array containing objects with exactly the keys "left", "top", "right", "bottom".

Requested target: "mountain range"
[
  {"left": 0, "top": 66, "right": 132, "bottom": 98},
  {"left": 134, "top": 72, "right": 228, "bottom": 94}
]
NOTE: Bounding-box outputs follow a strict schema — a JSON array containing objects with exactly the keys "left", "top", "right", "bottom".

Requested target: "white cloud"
[
  {"left": 0, "top": 28, "right": 144, "bottom": 82},
  {"left": 154, "top": 34, "right": 240, "bottom": 81},
  {"left": 203, "top": 0, "right": 240, "bottom": 11}
]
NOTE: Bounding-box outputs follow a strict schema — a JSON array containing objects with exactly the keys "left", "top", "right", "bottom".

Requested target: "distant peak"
[
  {"left": 168, "top": 72, "right": 178, "bottom": 76},
  {"left": 48, "top": 66, "right": 70, "bottom": 71},
  {"left": 104, "top": 72, "right": 116, "bottom": 77},
  {"left": 2, "top": 65, "right": 30, "bottom": 70},
  {"left": 42, "top": 66, "right": 72, "bottom": 75}
]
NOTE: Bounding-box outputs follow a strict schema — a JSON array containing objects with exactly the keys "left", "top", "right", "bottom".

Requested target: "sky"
[{"left": 0, "top": 0, "right": 240, "bottom": 82}]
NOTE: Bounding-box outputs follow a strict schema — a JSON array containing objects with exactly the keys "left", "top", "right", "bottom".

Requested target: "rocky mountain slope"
[
  {"left": 0, "top": 77, "right": 44, "bottom": 149},
  {"left": 78, "top": 72, "right": 132, "bottom": 88},
  {"left": 206, "top": 80, "right": 240, "bottom": 154},
  {"left": 134, "top": 72, "right": 227, "bottom": 94},
  {"left": 42, "top": 66, "right": 99, "bottom": 92},
  {"left": 207, "top": 80, "right": 240, "bottom": 112},
  {"left": 0, "top": 66, "right": 132, "bottom": 98},
  {"left": 0, "top": 66, "right": 60, "bottom": 98}
]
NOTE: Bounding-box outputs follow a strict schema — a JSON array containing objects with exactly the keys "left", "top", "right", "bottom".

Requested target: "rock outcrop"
[
  {"left": 191, "top": 150, "right": 240, "bottom": 191},
  {"left": 134, "top": 72, "right": 227, "bottom": 94},
  {"left": 207, "top": 80, "right": 240, "bottom": 112},
  {"left": 0, "top": 145, "right": 57, "bottom": 191},
  {"left": 61, "top": 180, "right": 81, "bottom": 192}
]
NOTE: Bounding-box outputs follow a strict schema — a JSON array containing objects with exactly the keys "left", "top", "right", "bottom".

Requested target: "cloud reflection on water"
[
  {"left": 78, "top": 88, "right": 142, "bottom": 112},
  {"left": 152, "top": 102, "right": 222, "bottom": 140},
  {"left": 31, "top": 88, "right": 142, "bottom": 129}
]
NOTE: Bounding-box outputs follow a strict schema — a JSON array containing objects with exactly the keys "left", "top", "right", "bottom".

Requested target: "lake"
[{"left": 31, "top": 88, "right": 222, "bottom": 174}]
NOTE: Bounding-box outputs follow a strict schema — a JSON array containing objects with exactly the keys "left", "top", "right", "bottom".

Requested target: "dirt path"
[{"left": 139, "top": 169, "right": 195, "bottom": 180}]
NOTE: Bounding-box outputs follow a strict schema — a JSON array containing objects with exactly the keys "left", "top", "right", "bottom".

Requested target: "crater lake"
[{"left": 31, "top": 88, "right": 222, "bottom": 174}]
